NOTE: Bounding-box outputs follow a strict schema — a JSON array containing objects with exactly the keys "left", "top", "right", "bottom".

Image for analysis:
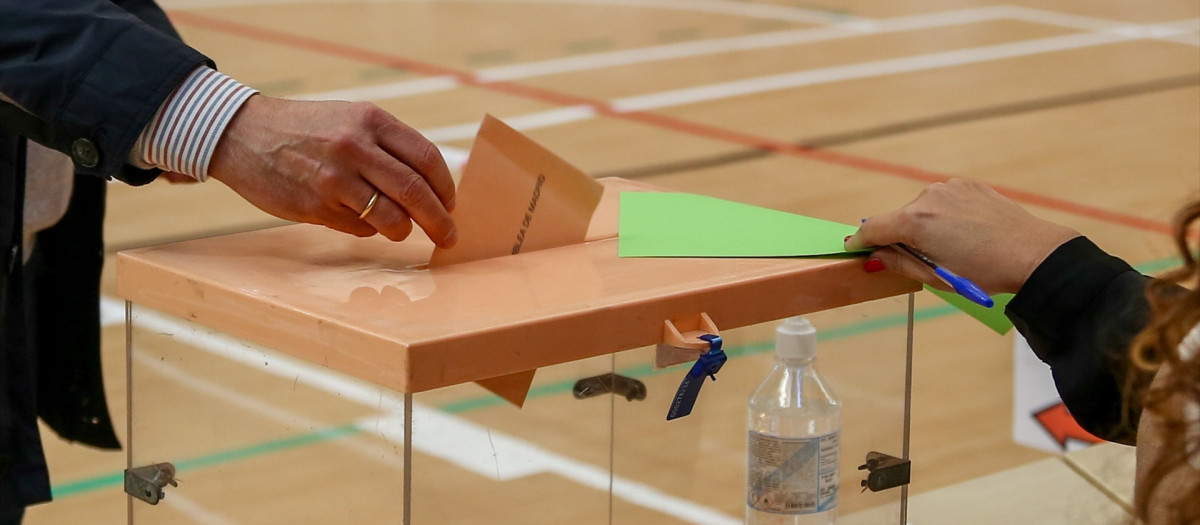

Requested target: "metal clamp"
[
  {"left": 573, "top": 373, "right": 647, "bottom": 401},
  {"left": 858, "top": 451, "right": 910, "bottom": 492},
  {"left": 125, "top": 462, "right": 178, "bottom": 505}
]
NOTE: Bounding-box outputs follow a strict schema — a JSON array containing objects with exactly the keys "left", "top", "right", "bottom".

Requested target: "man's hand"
[{"left": 207, "top": 96, "right": 457, "bottom": 247}]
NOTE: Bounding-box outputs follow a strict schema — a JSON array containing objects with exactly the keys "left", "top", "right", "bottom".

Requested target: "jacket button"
[{"left": 71, "top": 138, "right": 100, "bottom": 168}]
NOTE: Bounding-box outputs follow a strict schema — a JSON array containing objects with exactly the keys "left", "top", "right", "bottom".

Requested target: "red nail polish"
[
  {"left": 864, "top": 259, "right": 885, "bottom": 273},
  {"left": 844, "top": 235, "right": 852, "bottom": 242}
]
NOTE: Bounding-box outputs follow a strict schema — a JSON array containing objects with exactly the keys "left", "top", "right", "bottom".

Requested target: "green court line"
[
  {"left": 1138, "top": 255, "right": 1187, "bottom": 275},
  {"left": 51, "top": 425, "right": 360, "bottom": 499},
  {"left": 172, "top": 425, "right": 360, "bottom": 472},
  {"left": 51, "top": 255, "right": 1182, "bottom": 499},
  {"left": 50, "top": 472, "right": 124, "bottom": 500}
]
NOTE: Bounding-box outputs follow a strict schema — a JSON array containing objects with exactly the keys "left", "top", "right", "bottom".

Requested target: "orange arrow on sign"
[{"left": 1034, "top": 402, "right": 1104, "bottom": 449}]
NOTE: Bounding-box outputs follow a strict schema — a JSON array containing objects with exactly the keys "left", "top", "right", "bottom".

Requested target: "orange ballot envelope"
[{"left": 432, "top": 115, "right": 604, "bottom": 406}]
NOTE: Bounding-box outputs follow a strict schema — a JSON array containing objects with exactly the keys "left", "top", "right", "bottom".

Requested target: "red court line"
[{"left": 170, "top": 11, "right": 1174, "bottom": 236}]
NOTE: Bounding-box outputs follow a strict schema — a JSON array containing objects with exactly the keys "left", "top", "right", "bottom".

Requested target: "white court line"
[
  {"left": 132, "top": 350, "right": 407, "bottom": 472},
  {"left": 156, "top": 0, "right": 1200, "bottom": 47},
  {"left": 373, "top": 411, "right": 742, "bottom": 524},
  {"left": 1160, "top": 18, "right": 1200, "bottom": 32},
  {"left": 471, "top": 24, "right": 864, "bottom": 84},
  {"left": 424, "top": 105, "right": 595, "bottom": 142},
  {"left": 607, "top": 31, "right": 1137, "bottom": 113},
  {"left": 292, "top": 75, "right": 460, "bottom": 102},
  {"left": 993, "top": 5, "right": 1129, "bottom": 32},
  {"left": 158, "top": 0, "right": 855, "bottom": 25},
  {"left": 106, "top": 297, "right": 741, "bottom": 524},
  {"left": 437, "top": 143, "right": 469, "bottom": 170},
  {"left": 1163, "top": 33, "right": 1200, "bottom": 46},
  {"left": 415, "top": 30, "right": 1148, "bottom": 143},
  {"left": 292, "top": 7, "right": 1161, "bottom": 102},
  {"left": 999, "top": 5, "right": 1200, "bottom": 46},
  {"left": 495, "top": 0, "right": 853, "bottom": 25},
  {"left": 442, "top": 7, "right": 1005, "bottom": 84},
  {"left": 286, "top": 7, "right": 1198, "bottom": 104}
]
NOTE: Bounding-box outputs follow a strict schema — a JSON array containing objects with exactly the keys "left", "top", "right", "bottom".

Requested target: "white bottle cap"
[{"left": 776, "top": 316, "right": 817, "bottom": 359}]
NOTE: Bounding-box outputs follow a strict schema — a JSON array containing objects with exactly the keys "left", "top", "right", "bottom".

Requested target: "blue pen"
[{"left": 892, "top": 243, "right": 993, "bottom": 308}]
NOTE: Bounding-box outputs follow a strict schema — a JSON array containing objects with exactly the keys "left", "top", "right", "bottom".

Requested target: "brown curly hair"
[{"left": 1128, "top": 199, "right": 1200, "bottom": 523}]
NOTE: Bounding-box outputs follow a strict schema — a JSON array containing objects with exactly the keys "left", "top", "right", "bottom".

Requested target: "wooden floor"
[{"left": 24, "top": 0, "right": 1199, "bottom": 523}]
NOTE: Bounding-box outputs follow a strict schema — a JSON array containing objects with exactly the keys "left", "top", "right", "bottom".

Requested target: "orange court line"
[{"left": 168, "top": 10, "right": 1174, "bottom": 236}]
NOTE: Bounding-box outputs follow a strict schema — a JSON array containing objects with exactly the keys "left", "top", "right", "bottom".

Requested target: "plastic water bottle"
[{"left": 746, "top": 316, "right": 841, "bottom": 525}]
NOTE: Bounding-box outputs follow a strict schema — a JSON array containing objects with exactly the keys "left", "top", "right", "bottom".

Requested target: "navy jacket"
[{"left": 1, "top": 0, "right": 209, "bottom": 511}]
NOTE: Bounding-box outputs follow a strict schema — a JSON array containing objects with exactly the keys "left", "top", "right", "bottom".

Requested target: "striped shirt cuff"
[{"left": 133, "top": 66, "right": 258, "bottom": 181}]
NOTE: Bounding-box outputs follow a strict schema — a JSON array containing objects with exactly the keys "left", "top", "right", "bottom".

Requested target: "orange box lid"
[{"left": 117, "top": 178, "right": 917, "bottom": 393}]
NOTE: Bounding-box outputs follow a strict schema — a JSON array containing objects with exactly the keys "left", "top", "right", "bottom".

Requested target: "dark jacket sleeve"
[
  {"left": 1005, "top": 236, "right": 1157, "bottom": 445},
  {"left": 0, "top": 0, "right": 211, "bottom": 184}
]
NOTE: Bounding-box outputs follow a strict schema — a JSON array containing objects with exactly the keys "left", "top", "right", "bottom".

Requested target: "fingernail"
[
  {"left": 844, "top": 235, "right": 852, "bottom": 242},
  {"left": 864, "top": 258, "right": 885, "bottom": 273},
  {"left": 443, "top": 228, "right": 458, "bottom": 248}
]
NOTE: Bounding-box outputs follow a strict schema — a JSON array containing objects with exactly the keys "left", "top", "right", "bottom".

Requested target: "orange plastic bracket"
[{"left": 655, "top": 312, "right": 721, "bottom": 369}]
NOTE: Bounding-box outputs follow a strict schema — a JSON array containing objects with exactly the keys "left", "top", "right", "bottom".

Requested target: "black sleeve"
[
  {"left": 1005, "top": 236, "right": 1155, "bottom": 445},
  {"left": 0, "top": 0, "right": 211, "bottom": 184}
]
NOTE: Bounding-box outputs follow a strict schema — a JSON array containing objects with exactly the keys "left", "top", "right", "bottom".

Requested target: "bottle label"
[{"left": 746, "top": 430, "right": 839, "bottom": 515}]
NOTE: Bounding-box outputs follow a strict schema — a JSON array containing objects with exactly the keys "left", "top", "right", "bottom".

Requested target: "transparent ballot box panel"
[
  {"left": 125, "top": 303, "right": 617, "bottom": 524},
  {"left": 409, "top": 355, "right": 619, "bottom": 523},
  {"left": 125, "top": 303, "right": 413, "bottom": 522},
  {"left": 610, "top": 296, "right": 914, "bottom": 525},
  {"left": 126, "top": 295, "right": 913, "bottom": 524}
]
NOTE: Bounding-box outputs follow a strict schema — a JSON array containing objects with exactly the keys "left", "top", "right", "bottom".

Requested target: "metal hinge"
[
  {"left": 858, "top": 451, "right": 910, "bottom": 492},
  {"left": 572, "top": 373, "right": 647, "bottom": 402},
  {"left": 125, "top": 462, "right": 178, "bottom": 505}
]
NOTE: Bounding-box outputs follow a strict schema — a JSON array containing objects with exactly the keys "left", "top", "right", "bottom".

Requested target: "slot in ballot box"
[{"left": 117, "top": 177, "right": 919, "bottom": 524}]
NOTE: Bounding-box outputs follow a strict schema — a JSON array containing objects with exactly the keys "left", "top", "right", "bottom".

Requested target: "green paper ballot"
[
  {"left": 927, "top": 286, "right": 1014, "bottom": 335},
  {"left": 618, "top": 192, "right": 859, "bottom": 257},
  {"left": 618, "top": 192, "right": 1014, "bottom": 335}
]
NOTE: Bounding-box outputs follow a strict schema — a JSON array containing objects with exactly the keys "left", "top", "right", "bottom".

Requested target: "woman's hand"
[{"left": 844, "top": 178, "right": 1079, "bottom": 294}]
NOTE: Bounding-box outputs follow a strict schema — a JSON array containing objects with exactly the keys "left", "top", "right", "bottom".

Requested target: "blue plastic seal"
[{"left": 666, "top": 334, "right": 727, "bottom": 420}]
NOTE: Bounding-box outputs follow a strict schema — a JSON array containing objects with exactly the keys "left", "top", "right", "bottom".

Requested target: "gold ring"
[{"left": 358, "top": 191, "right": 380, "bottom": 220}]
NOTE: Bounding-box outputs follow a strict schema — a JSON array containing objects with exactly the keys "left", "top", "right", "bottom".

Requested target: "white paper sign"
[{"left": 1012, "top": 334, "right": 1104, "bottom": 453}]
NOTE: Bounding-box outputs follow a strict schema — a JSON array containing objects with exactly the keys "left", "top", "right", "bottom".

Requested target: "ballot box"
[{"left": 118, "top": 177, "right": 919, "bottom": 524}]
